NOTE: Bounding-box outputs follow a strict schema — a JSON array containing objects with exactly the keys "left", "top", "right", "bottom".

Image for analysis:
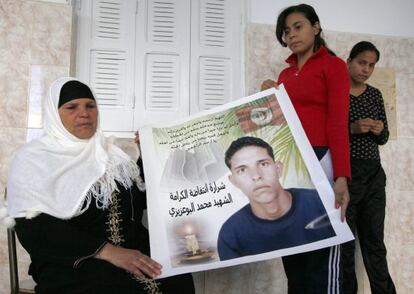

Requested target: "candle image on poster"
[{"left": 140, "top": 87, "right": 353, "bottom": 278}]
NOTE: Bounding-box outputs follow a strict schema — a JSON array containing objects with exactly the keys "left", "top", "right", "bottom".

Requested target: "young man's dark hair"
[{"left": 224, "top": 136, "right": 274, "bottom": 169}]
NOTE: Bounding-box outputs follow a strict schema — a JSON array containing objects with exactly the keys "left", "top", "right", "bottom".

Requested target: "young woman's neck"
[
  {"left": 350, "top": 79, "right": 367, "bottom": 96},
  {"left": 296, "top": 47, "right": 315, "bottom": 69},
  {"left": 350, "top": 79, "right": 366, "bottom": 89}
]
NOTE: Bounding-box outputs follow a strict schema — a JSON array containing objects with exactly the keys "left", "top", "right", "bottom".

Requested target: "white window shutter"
[
  {"left": 134, "top": 0, "right": 191, "bottom": 128},
  {"left": 145, "top": 54, "right": 180, "bottom": 110},
  {"left": 89, "top": 51, "right": 126, "bottom": 106},
  {"left": 190, "top": 0, "right": 243, "bottom": 113},
  {"left": 76, "top": 0, "right": 136, "bottom": 132}
]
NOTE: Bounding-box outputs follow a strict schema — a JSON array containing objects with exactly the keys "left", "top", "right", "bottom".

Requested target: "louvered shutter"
[
  {"left": 133, "top": 0, "right": 191, "bottom": 127},
  {"left": 190, "top": 0, "right": 243, "bottom": 113},
  {"left": 76, "top": 0, "right": 136, "bottom": 132}
]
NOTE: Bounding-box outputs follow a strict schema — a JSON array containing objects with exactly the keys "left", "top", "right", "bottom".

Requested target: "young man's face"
[{"left": 228, "top": 145, "right": 283, "bottom": 205}]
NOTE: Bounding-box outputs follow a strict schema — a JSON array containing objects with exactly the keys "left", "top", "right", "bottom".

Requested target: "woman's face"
[
  {"left": 283, "top": 12, "right": 320, "bottom": 56},
  {"left": 347, "top": 50, "right": 378, "bottom": 85},
  {"left": 58, "top": 98, "right": 98, "bottom": 139}
]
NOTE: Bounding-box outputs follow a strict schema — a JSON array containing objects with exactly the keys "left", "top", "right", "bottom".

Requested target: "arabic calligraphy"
[
  {"left": 168, "top": 193, "right": 234, "bottom": 218},
  {"left": 169, "top": 181, "right": 226, "bottom": 202},
  {"left": 156, "top": 114, "right": 239, "bottom": 151}
]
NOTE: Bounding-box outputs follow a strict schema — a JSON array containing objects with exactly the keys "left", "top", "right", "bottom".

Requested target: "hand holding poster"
[{"left": 140, "top": 87, "right": 353, "bottom": 278}]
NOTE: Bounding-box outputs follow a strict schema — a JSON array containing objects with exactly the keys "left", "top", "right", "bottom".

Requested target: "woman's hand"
[
  {"left": 134, "top": 131, "right": 142, "bottom": 155},
  {"left": 370, "top": 120, "right": 384, "bottom": 135},
  {"left": 96, "top": 243, "right": 162, "bottom": 278},
  {"left": 261, "top": 79, "right": 278, "bottom": 91},
  {"left": 351, "top": 119, "right": 384, "bottom": 136},
  {"left": 333, "top": 177, "right": 349, "bottom": 222},
  {"left": 134, "top": 131, "right": 140, "bottom": 145},
  {"left": 350, "top": 118, "right": 373, "bottom": 134}
]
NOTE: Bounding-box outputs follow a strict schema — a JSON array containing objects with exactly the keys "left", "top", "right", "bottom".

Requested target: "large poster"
[{"left": 140, "top": 87, "right": 353, "bottom": 278}]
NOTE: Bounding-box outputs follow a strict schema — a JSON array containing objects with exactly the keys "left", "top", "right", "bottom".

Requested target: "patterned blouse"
[{"left": 349, "top": 84, "right": 389, "bottom": 161}]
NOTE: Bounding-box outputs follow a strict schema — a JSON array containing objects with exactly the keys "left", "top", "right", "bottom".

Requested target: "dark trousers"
[
  {"left": 282, "top": 246, "right": 341, "bottom": 294},
  {"left": 281, "top": 146, "right": 341, "bottom": 294},
  {"left": 342, "top": 159, "right": 396, "bottom": 294}
]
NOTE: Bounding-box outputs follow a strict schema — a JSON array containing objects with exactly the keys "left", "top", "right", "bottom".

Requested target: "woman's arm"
[
  {"left": 325, "top": 57, "right": 351, "bottom": 179},
  {"left": 325, "top": 58, "right": 351, "bottom": 222},
  {"left": 16, "top": 208, "right": 161, "bottom": 277},
  {"left": 371, "top": 90, "right": 389, "bottom": 145},
  {"left": 15, "top": 213, "right": 106, "bottom": 268},
  {"left": 96, "top": 243, "right": 161, "bottom": 278}
]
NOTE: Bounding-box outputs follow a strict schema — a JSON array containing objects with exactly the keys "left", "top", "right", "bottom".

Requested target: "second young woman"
[
  {"left": 342, "top": 41, "right": 396, "bottom": 294},
  {"left": 262, "top": 4, "right": 350, "bottom": 293}
]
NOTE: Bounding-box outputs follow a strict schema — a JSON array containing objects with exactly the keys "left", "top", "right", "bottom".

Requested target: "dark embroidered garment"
[
  {"left": 106, "top": 191, "right": 160, "bottom": 293},
  {"left": 14, "top": 159, "right": 195, "bottom": 293},
  {"left": 349, "top": 84, "right": 389, "bottom": 161}
]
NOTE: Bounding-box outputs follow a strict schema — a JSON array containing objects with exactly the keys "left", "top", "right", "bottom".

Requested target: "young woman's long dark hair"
[
  {"left": 275, "top": 4, "right": 334, "bottom": 55},
  {"left": 348, "top": 41, "right": 380, "bottom": 61}
]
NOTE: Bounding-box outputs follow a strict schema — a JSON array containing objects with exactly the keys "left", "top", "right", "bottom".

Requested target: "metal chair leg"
[{"left": 8, "top": 227, "right": 19, "bottom": 294}]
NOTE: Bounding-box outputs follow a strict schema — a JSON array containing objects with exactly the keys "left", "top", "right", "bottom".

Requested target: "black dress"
[{"left": 15, "top": 166, "right": 194, "bottom": 294}]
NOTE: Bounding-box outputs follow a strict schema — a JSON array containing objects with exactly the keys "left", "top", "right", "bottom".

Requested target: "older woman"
[{"left": 6, "top": 77, "right": 194, "bottom": 293}]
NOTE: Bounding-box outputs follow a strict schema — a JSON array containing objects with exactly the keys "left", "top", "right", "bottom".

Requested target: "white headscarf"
[{"left": 6, "top": 77, "right": 145, "bottom": 220}]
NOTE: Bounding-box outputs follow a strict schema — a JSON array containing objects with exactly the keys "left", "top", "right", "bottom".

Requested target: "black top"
[
  {"left": 349, "top": 84, "right": 389, "bottom": 161},
  {"left": 15, "top": 182, "right": 150, "bottom": 293},
  {"left": 217, "top": 188, "right": 336, "bottom": 260},
  {"left": 14, "top": 159, "right": 194, "bottom": 293}
]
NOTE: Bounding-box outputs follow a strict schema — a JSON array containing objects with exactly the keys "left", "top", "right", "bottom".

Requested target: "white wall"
[{"left": 249, "top": 0, "right": 414, "bottom": 38}]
